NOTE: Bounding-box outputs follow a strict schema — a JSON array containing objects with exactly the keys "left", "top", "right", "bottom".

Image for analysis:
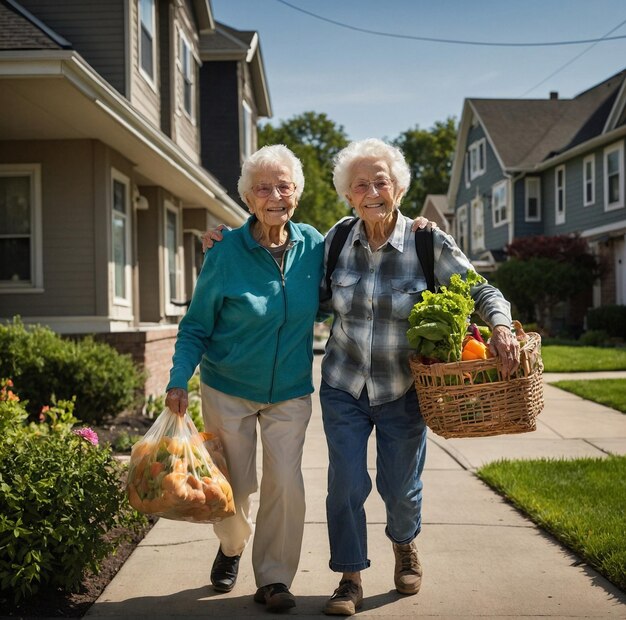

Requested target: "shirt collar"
[{"left": 352, "top": 210, "right": 407, "bottom": 252}]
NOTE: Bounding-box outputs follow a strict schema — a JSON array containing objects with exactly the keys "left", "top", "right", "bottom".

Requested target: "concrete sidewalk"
[{"left": 87, "top": 359, "right": 626, "bottom": 618}]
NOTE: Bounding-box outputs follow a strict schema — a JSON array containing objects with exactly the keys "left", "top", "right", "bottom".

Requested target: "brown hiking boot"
[
  {"left": 393, "top": 540, "right": 422, "bottom": 595},
  {"left": 324, "top": 579, "right": 363, "bottom": 616}
]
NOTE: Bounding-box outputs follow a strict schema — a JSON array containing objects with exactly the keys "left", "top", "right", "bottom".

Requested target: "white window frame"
[
  {"left": 583, "top": 154, "right": 595, "bottom": 207},
  {"left": 456, "top": 204, "right": 469, "bottom": 254},
  {"left": 468, "top": 138, "right": 486, "bottom": 180},
  {"left": 242, "top": 100, "right": 253, "bottom": 160},
  {"left": 491, "top": 180, "right": 508, "bottom": 227},
  {"left": 163, "top": 201, "right": 184, "bottom": 316},
  {"left": 138, "top": 0, "right": 156, "bottom": 87},
  {"left": 470, "top": 196, "right": 485, "bottom": 252},
  {"left": 111, "top": 169, "right": 132, "bottom": 307},
  {"left": 525, "top": 176, "right": 541, "bottom": 222},
  {"left": 0, "top": 163, "right": 43, "bottom": 292},
  {"left": 603, "top": 142, "right": 624, "bottom": 212},
  {"left": 464, "top": 154, "right": 470, "bottom": 188},
  {"left": 179, "top": 29, "right": 194, "bottom": 120},
  {"left": 555, "top": 165, "right": 566, "bottom": 225}
]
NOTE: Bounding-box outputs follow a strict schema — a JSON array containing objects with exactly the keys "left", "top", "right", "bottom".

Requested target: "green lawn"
[
  {"left": 477, "top": 456, "right": 626, "bottom": 591},
  {"left": 551, "top": 379, "right": 626, "bottom": 414},
  {"left": 542, "top": 345, "right": 626, "bottom": 372},
  {"left": 480, "top": 344, "right": 626, "bottom": 591}
]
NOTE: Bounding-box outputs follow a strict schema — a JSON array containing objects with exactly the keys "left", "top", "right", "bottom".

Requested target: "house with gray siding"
[
  {"left": 448, "top": 70, "right": 626, "bottom": 325},
  {"left": 0, "top": 0, "right": 271, "bottom": 398}
]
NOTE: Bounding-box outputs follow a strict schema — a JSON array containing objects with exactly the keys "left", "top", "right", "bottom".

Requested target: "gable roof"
[
  {"left": 0, "top": 0, "right": 70, "bottom": 50},
  {"left": 199, "top": 21, "right": 272, "bottom": 117},
  {"left": 471, "top": 70, "right": 626, "bottom": 170},
  {"left": 448, "top": 68, "right": 626, "bottom": 205}
]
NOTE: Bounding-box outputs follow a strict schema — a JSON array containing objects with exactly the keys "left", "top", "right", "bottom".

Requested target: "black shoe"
[
  {"left": 254, "top": 582, "right": 296, "bottom": 612},
  {"left": 210, "top": 547, "right": 240, "bottom": 593}
]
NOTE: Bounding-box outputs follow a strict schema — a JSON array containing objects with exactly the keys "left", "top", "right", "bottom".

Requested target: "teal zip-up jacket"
[{"left": 167, "top": 217, "right": 324, "bottom": 403}]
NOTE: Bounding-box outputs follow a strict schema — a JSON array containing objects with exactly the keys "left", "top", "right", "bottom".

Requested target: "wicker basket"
[{"left": 409, "top": 332, "right": 544, "bottom": 439}]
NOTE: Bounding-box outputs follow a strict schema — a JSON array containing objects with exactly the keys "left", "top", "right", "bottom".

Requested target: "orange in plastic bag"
[{"left": 126, "top": 408, "right": 235, "bottom": 523}]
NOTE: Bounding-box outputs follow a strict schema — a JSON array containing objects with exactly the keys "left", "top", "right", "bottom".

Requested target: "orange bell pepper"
[{"left": 462, "top": 336, "right": 488, "bottom": 360}]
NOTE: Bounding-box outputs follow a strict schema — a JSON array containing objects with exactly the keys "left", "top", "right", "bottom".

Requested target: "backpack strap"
[
  {"left": 414, "top": 228, "right": 436, "bottom": 293},
  {"left": 324, "top": 217, "right": 358, "bottom": 296},
  {"left": 324, "top": 218, "right": 436, "bottom": 297}
]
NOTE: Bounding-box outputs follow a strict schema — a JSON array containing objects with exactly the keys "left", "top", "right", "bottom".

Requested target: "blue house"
[{"left": 448, "top": 70, "right": 626, "bottom": 324}]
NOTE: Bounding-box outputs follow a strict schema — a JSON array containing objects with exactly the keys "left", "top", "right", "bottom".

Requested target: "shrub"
[
  {"left": 578, "top": 330, "right": 610, "bottom": 347},
  {"left": 0, "top": 382, "right": 146, "bottom": 602},
  {"left": 0, "top": 318, "right": 143, "bottom": 424},
  {"left": 587, "top": 305, "right": 626, "bottom": 340}
]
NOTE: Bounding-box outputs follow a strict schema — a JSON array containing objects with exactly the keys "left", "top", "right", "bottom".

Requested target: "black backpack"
[{"left": 324, "top": 217, "right": 436, "bottom": 298}]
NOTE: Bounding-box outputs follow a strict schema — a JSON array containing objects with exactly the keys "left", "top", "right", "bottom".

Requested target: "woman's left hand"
[
  {"left": 411, "top": 216, "right": 438, "bottom": 232},
  {"left": 489, "top": 325, "right": 520, "bottom": 377}
]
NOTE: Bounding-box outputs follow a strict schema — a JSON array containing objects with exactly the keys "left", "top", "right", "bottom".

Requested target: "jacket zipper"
[{"left": 264, "top": 244, "right": 291, "bottom": 403}]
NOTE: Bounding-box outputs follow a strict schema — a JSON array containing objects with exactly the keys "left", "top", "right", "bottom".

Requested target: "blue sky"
[{"left": 211, "top": 0, "right": 626, "bottom": 141}]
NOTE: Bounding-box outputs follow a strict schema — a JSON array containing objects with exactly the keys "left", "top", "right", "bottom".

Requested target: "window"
[
  {"left": 555, "top": 165, "right": 566, "bottom": 224},
  {"left": 0, "top": 164, "right": 42, "bottom": 290},
  {"left": 468, "top": 139, "right": 486, "bottom": 180},
  {"left": 179, "top": 31, "right": 194, "bottom": 117},
  {"left": 456, "top": 204, "right": 468, "bottom": 254},
  {"left": 470, "top": 196, "right": 485, "bottom": 251},
  {"left": 604, "top": 142, "right": 624, "bottom": 211},
  {"left": 464, "top": 154, "right": 470, "bottom": 188},
  {"left": 139, "top": 0, "right": 155, "bottom": 82},
  {"left": 492, "top": 180, "right": 508, "bottom": 227},
  {"left": 164, "top": 202, "right": 182, "bottom": 314},
  {"left": 525, "top": 177, "right": 541, "bottom": 222},
  {"left": 583, "top": 155, "right": 595, "bottom": 206},
  {"left": 242, "top": 101, "right": 253, "bottom": 160},
  {"left": 111, "top": 170, "right": 131, "bottom": 304}
]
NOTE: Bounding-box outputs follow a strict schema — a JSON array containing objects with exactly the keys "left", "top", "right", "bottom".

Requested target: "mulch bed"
[{"left": 1, "top": 519, "right": 156, "bottom": 618}]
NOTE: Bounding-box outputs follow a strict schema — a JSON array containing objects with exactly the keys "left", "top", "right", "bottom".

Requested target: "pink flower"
[{"left": 73, "top": 427, "right": 99, "bottom": 446}]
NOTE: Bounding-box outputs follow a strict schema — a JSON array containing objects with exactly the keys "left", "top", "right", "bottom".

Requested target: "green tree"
[
  {"left": 258, "top": 112, "right": 350, "bottom": 232},
  {"left": 393, "top": 117, "right": 457, "bottom": 219},
  {"left": 495, "top": 235, "right": 603, "bottom": 333}
]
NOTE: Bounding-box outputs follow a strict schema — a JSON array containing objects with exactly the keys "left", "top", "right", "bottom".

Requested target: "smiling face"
[
  {"left": 244, "top": 164, "right": 298, "bottom": 229},
  {"left": 346, "top": 158, "right": 404, "bottom": 225}
]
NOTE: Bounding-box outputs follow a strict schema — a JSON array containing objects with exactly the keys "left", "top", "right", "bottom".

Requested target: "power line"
[
  {"left": 276, "top": 0, "right": 626, "bottom": 47},
  {"left": 518, "top": 17, "right": 626, "bottom": 96}
]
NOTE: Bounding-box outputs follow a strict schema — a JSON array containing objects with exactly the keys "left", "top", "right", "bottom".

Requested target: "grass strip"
[
  {"left": 541, "top": 346, "right": 626, "bottom": 372},
  {"left": 551, "top": 379, "right": 626, "bottom": 414},
  {"left": 477, "top": 456, "right": 626, "bottom": 591}
]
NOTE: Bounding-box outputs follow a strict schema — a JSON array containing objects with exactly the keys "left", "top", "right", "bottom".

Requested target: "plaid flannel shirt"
[{"left": 319, "top": 213, "right": 512, "bottom": 406}]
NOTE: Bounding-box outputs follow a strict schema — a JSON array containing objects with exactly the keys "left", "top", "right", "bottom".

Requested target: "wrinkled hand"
[
  {"left": 165, "top": 388, "right": 188, "bottom": 416},
  {"left": 202, "top": 224, "right": 230, "bottom": 251},
  {"left": 411, "top": 216, "right": 438, "bottom": 232},
  {"left": 489, "top": 325, "right": 520, "bottom": 377}
]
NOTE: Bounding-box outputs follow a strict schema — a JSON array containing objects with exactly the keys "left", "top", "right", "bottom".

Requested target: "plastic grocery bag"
[{"left": 126, "top": 408, "right": 235, "bottom": 523}]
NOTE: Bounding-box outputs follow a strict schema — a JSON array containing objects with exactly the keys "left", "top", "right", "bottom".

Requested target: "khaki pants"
[{"left": 201, "top": 383, "right": 312, "bottom": 588}]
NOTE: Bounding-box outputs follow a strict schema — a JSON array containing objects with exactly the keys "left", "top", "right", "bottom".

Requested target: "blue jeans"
[{"left": 320, "top": 380, "right": 427, "bottom": 572}]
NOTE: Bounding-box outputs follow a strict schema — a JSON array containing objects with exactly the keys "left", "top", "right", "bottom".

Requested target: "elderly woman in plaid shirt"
[{"left": 319, "top": 138, "right": 519, "bottom": 616}]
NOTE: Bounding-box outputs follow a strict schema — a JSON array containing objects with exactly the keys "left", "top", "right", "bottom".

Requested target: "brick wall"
[{"left": 93, "top": 327, "right": 178, "bottom": 399}]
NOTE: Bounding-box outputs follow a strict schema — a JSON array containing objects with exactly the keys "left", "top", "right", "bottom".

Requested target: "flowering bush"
[{"left": 0, "top": 380, "right": 146, "bottom": 602}]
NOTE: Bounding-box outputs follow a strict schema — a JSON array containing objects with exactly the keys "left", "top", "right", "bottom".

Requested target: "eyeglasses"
[
  {"left": 251, "top": 182, "right": 296, "bottom": 198},
  {"left": 350, "top": 179, "right": 393, "bottom": 195}
]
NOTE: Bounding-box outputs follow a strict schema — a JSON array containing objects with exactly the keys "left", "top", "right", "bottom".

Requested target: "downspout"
[{"left": 505, "top": 171, "right": 525, "bottom": 247}]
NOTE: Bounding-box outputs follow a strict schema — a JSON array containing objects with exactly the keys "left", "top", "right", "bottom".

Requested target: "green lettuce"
[{"left": 407, "top": 270, "right": 486, "bottom": 362}]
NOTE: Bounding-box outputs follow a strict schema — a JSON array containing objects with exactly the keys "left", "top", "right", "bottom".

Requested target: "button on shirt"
[{"left": 320, "top": 213, "right": 512, "bottom": 406}]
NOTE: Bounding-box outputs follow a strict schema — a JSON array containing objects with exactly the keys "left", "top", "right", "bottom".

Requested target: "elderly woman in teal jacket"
[{"left": 165, "top": 144, "right": 324, "bottom": 613}]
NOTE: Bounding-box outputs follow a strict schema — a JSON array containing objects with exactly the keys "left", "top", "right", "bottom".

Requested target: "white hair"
[
  {"left": 332, "top": 138, "right": 411, "bottom": 205},
  {"left": 237, "top": 144, "right": 305, "bottom": 203}
]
